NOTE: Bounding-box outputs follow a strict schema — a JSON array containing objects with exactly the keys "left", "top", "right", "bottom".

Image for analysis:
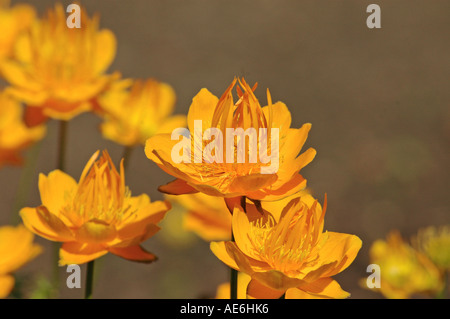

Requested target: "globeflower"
[
  {"left": 20, "top": 150, "right": 171, "bottom": 265},
  {"left": 0, "top": 4, "right": 118, "bottom": 122},
  {"left": 0, "top": 224, "right": 41, "bottom": 298},
  {"left": 368, "top": 231, "right": 443, "bottom": 299},
  {"left": 414, "top": 225, "right": 450, "bottom": 272},
  {"left": 210, "top": 195, "right": 362, "bottom": 298},
  {"left": 146, "top": 78, "right": 316, "bottom": 201},
  {"left": 0, "top": 90, "right": 45, "bottom": 168},
  {"left": 99, "top": 79, "right": 186, "bottom": 147},
  {"left": 0, "top": 1, "right": 35, "bottom": 61}
]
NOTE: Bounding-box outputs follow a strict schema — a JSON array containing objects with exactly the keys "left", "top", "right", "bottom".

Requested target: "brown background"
[{"left": 1, "top": 0, "right": 449, "bottom": 298}]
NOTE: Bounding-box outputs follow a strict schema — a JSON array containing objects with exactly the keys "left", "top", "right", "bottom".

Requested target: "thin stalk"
[
  {"left": 56, "top": 120, "right": 68, "bottom": 171},
  {"left": 85, "top": 260, "right": 95, "bottom": 299},
  {"left": 122, "top": 145, "right": 134, "bottom": 172},
  {"left": 52, "top": 120, "right": 68, "bottom": 296},
  {"left": 230, "top": 196, "right": 247, "bottom": 299},
  {"left": 230, "top": 231, "right": 238, "bottom": 300},
  {"left": 11, "top": 140, "right": 42, "bottom": 224}
]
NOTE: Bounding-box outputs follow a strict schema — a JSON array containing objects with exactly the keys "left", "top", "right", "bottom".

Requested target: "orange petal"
[
  {"left": 262, "top": 102, "right": 292, "bottom": 133},
  {"left": 38, "top": 170, "right": 77, "bottom": 218},
  {"left": 24, "top": 106, "right": 48, "bottom": 127},
  {"left": 0, "top": 275, "right": 15, "bottom": 299},
  {"left": 246, "top": 173, "right": 307, "bottom": 201},
  {"left": 210, "top": 241, "right": 241, "bottom": 271},
  {"left": 94, "top": 30, "right": 116, "bottom": 74},
  {"left": 187, "top": 88, "right": 219, "bottom": 132},
  {"left": 75, "top": 220, "right": 117, "bottom": 244},
  {"left": 155, "top": 115, "right": 187, "bottom": 135},
  {"left": 224, "top": 196, "right": 241, "bottom": 214},
  {"left": 251, "top": 270, "right": 304, "bottom": 291},
  {"left": 210, "top": 241, "right": 268, "bottom": 274},
  {"left": 158, "top": 179, "right": 198, "bottom": 195},
  {"left": 109, "top": 245, "right": 157, "bottom": 263},
  {"left": 316, "top": 232, "right": 362, "bottom": 278},
  {"left": 20, "top": 206, "right": 73, "bottom": 242},
  {"left": 247, "top": 278, "right": 285, "bottom": 299},
  {"left": 294, "top": 277, "right": 350, "bottom": 299},
  {"left": 229, "top": 173, "right": 278, "bottom": 194},
  {"left": 59, "top": 242, "right": 108, "bottom": 266}
]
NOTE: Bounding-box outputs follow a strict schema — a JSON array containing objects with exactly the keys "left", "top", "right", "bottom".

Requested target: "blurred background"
[{"left": 1, "top": 0, "right": 449, "bottom": 298}]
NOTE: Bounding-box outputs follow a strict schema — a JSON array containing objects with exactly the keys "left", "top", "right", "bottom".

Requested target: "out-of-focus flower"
[
  {"left": 99, "top": 79, "right": 186, "bottom": 147},
  {"left": 414, "top": 225, "right": 450, "bottom": 272},
  {"left": 0, "top": 224, "right": 41, "bottom": 298},
  {"left": 146, "top": 78, "right": 316, "bottom": 201},
  {"left": 0, "top": 4, "right": 118, "bottom": 122},
  {"left": 211, "top": 195, "right": 362, "bottom": 299},
  {"left": 0, "top": 90, "right": 45, "bottom": 168},
  {"left": 0, "top": 1, "right": 35, "bottom": 61},
  {"left": 20, "top": 150, "right": 170, "bottom": 265},
  {"left": 368, "top": 231, "right": 443, "bottom": 299},
  {"left": 166, "top": 192, "right": 232, "bottom": 241}
]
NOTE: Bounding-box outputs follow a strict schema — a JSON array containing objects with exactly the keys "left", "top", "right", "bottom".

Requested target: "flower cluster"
[
  {"left": 366, "top": 227, "right": 449, "bottom": 299},
  {"left": 3, "top": 1, "right": 444, "bottom": 301},
  {"left": 148, "top": 78, "right": 362, "bottom": 299}
]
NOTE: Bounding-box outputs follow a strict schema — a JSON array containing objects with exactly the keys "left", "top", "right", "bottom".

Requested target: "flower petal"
[
  {"left": 247, "top": 278, "right": 286, "bottom": 299},
  {"left": 59, "top": 242, "right": 108, "bottom": 266},
  {"left": 316, "top": 232, "right": 362, "bottom": 278},
  {"left": 295, "top": 278, "right": 350, "bottom": 299},
  {"left": 109, "top": 245, "right": 157, "bottom": 263},
  {"left": 38, "top": 170, "right": 77, "bottom": 218},
  {"left": 0, "top": 275, "right": 15, "bottom": 299},
  {"left": 187, "top": 88, "right": 218, "bottom": 132},
  {"left": 20, "top": 206, "right": 73, "bottom": 242},
  {"left": 158, "top": 179, "right": 198, "bottom": 195}
]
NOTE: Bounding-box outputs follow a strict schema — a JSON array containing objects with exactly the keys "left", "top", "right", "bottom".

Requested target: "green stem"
[
  {"left": 57, "top": 120, "right": 68, "bottom": 171},
  {"left": 122, "top": 145, "right": 134, "bottom": 172},
  {"left": 11, "top": 140, "right": 42, "bottom": 224},
  {"left": 230, "top": 231, "right": 238, "bottom": 300},
  {"left": 230, "top": 196, "right": 247, "bottom": 299},
  {"left": 52, "top": 120, "right": 68, "bottom": 297},
  {"left": 85, "top": 260, "right": 95, "bottom": 299}
]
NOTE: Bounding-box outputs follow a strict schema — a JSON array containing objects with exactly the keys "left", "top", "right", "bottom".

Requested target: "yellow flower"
[
  {"left": 210, "top": 194, "right": 362, "bottom": 299},
  {"left": 0, "top": 224, "right": 41, "bottom": 298},
  {"left": 20, "top": 150, "right": 171, "bottom": 265},
  {"left": 99, "top": 79, "right": 186, "bottom": 147},
  {"left": 368, "top": 231, "right": 443, "bottom": 299},
  {"left": 0, "top": 90, "right": 45, "bottom": 168},
  {"left": 167, "top": 193, "right": 232, "bottom": 241},
  {"left": 0, "top": 0, "right": 35, "bottom": 61},
  {"left": 146, "top": 78, "right": 316, "bottom": 201},
  {"left": 414, "top": 225, "right": 450, "bottom": 272},
  {"left": 0, "top": 3, "right": 118, "bottom": 121}
]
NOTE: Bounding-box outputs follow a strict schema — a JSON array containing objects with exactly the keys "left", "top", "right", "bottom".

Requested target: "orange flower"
[
  {"left": 20, "top": 150, "right": 170, "bottom": 265},
  {"left": 145, "top": 78, "right": 316, "bottom": 201},
  {"left": 0, "top": 90, "right": 45, "bottom": 168},
  {"left": 99, "top": 78, "right": 186, "bottom": 147},
  {"left": 0, "top": 0, "right": 35, "bottom": 61},
  {"left": 0, "top": 224, "right": 41, "bottom": 298},
  {"left": 211, "top": 195, "right": 362, "bottom": 299},
  {"left": 0, "top": 4, "right": 118, "bottom": 122}
]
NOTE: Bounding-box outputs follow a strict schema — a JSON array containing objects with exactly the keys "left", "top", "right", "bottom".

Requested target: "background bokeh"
[{"left": 1, "top": 0, "right": 449, "bottom": 298}]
